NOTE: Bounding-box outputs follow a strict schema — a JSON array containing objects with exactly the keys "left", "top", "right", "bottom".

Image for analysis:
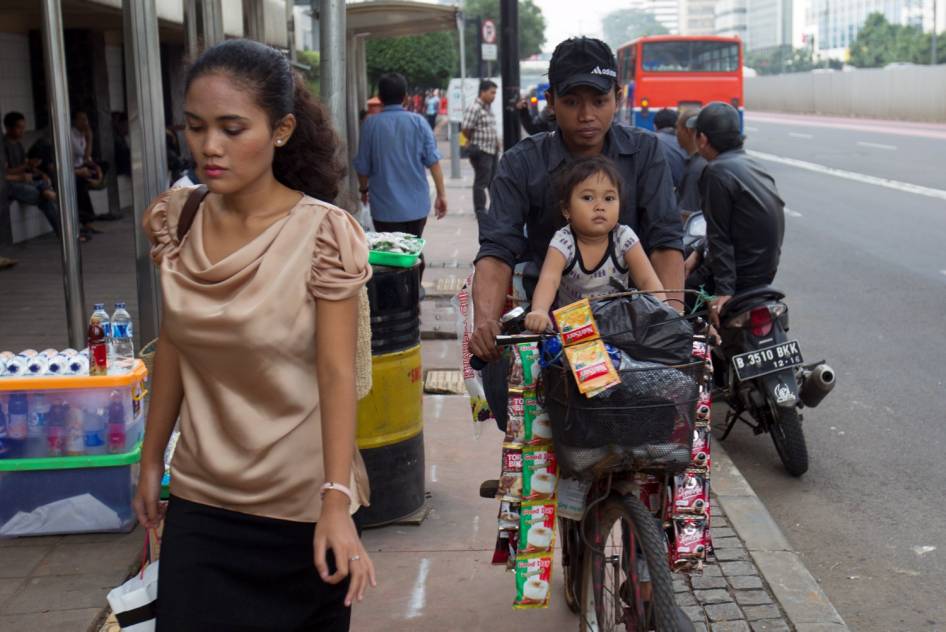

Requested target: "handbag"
[
  {"left": 174, "top": 186, "right": 373, "bottom": 399},
  {"left": 106, "top": 528, "right": 160, "bottom": 631}
]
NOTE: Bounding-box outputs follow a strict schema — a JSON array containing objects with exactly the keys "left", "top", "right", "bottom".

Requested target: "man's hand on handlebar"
[
  {"left": 470, "top": 319, "right": 503, "bottom": 364},
  {"left": 524, "top": 311, "right": 551, "bottom": 334}
]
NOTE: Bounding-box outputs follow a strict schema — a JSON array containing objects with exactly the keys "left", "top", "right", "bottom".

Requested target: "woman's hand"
[
  {"left": 133, "top": 456, "right": 166, "bottom": 529},
  {"left": 314, "top": 498, "right": 377, "bottom": 607},
  {"left": 525, "top": 310, "right": 551, "bottom": 334}
]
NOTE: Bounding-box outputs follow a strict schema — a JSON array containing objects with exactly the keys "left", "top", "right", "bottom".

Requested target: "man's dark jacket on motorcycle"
[{"left": 699, "top": 148, "right": 784, "bottom": 295}]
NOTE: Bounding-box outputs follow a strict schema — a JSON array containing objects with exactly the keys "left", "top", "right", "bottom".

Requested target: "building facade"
[
  {"left": 680, "top": 0, "right": 720, "bottom": 34},
  {"left": 632, "top": 0, "right": 682, "bottom": 33},
  {"left": 811, "top": 0, "right": 945, "bottom": 57},
  {"left": 715, "top": 0, "right": 750, "bottom": 42}
]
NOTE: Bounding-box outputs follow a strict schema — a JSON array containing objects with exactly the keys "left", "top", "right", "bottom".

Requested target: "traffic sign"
[
  {"left": 481, "top": 19, "right": 497, "bottom": 44},
  {"left": 481, "top": 43, "right": 497, "bottom": 61}
]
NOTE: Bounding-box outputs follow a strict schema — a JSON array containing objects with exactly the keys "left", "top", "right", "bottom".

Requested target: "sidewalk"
[{"left": 0, "top": 153, "right": 846, "bottom": 632}]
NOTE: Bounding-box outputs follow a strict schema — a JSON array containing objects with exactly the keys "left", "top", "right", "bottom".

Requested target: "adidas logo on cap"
[{"left": 591, "top": 65, "right": 617, "bottom": 78}]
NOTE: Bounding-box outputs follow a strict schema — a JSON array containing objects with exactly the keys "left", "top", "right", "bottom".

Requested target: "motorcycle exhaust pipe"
[{"left": 799, "top": 363, "right": 836, "bottom": 408}]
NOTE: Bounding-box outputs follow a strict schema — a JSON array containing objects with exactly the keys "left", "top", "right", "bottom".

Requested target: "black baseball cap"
[
  {"left": 548, "top": 37, "right": 618, "bottom": 96},
  {"left": 689, "top": 102, "right": 741, "bottom": 136}
]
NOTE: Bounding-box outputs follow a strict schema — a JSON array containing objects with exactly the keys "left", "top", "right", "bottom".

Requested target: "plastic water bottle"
[
  {"left": 92, "top": 304, "right": 111, "bottom": 338},
  {"left": 107, "top": 398, "right": 126, "bottom": 454},
  {"left": 28, "top": 393, "right": 50, "bottom": 456},
  {"left": 110, "top": 302, "right": 135, "bottom": 375},
  {"left": 46, "top": 403, "right": 66, "bottom": 457}
]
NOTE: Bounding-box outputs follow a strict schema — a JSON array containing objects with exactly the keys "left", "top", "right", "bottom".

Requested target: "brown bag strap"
[{"left": 176, "top": 185, "right": 210, "bottom": 242}]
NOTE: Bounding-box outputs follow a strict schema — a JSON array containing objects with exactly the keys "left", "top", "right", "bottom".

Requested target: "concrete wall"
[{"left": 745, "top": 65, "right": 946, "bottom": 122}]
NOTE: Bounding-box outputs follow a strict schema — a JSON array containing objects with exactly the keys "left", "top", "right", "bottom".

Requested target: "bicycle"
[{"left": 475, "top": 295, "right": 710, "bottom": 632}]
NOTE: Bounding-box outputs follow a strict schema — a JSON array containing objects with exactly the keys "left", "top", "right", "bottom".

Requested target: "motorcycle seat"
[{"left": 720, "top": 285, "right": 786, "bottom": 320}]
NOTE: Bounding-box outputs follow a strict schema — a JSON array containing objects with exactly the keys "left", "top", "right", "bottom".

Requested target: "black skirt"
[{"left": 157, "top": 496, "right": 352, "bottom": 632}]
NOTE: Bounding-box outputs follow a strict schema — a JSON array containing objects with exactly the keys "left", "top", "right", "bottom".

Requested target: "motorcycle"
[{"left": 682, "top": 212, "right": 836, "bottom": 477}]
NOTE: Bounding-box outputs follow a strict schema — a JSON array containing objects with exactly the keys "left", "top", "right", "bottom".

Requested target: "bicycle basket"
[{"left": 541, "top": 358, "right": 704, "bottom": 479}]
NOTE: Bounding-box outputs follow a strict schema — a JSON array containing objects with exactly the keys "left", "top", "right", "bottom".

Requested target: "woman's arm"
[
  {"left": 525, "top": 248, "right": 567, "bottom": 333},
  {"left": 133, "top": 329, "right": 184, "bottom": 528},
  {"left": 314, "top": 294, "right": 376, "bottom": 606},
  {"left": 626, "top": 242, "right": 666, "bottom": 299}
]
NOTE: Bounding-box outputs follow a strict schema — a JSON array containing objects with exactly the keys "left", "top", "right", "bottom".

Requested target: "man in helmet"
[{"left": 690, "top": 102, "right": 785, "bottom": 326}]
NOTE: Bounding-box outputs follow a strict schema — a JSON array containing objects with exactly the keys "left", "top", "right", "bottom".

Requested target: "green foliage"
[
  {"left": 849, "top": 12, "right": 945, "bottom": 67},
  {"left": 296, "top": 49, "right": 320, "bottom": 96},
  {"left": 601, "top": 8, "right": 668, "bottom": 51},
  {"left": 461, "top": 0, "right": 547, "bottom": 73},
  {"left": 366, "top": 32, "right": 459, "bottom": 90},
  {"left": 746, "top": 45, "right": 838, "bottom": 75}
]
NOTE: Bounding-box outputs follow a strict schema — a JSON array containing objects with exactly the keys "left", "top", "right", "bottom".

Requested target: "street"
[{"left": 721, "top": 112, "right": 946, "bottom": 631}]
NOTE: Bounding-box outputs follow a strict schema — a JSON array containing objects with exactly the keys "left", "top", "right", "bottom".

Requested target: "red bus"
[{"left": 615, "top": 35, "right": 744, "bottom": 130}]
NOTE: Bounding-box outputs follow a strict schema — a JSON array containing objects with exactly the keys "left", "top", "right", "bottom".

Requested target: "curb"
[{"left": 712, "top": 442, "right": 849, "bottom": 631}]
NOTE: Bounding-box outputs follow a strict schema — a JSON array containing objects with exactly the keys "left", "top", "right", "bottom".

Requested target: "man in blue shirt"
[{"left": 355, "top": 73, "right": 446, "bottom": 275}]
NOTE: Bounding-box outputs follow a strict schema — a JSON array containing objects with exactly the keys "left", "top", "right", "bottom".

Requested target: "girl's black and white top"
[{"left": 548, "top": 224, "right": 640, "bottom": 306}]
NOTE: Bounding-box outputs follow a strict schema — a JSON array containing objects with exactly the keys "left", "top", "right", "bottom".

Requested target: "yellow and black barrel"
[{"left": 356, "top": 264, "right": 424, "bottom": 527}]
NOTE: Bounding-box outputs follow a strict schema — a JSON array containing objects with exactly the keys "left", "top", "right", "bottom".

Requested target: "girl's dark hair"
[
  {"left": 556, "top": 155, "right": 624, "bottom": 211},
  {"left": 185, "top": 39, "right": 344, "bottom": 201}
]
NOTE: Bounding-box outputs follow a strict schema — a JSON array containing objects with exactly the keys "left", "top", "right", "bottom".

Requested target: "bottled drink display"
[
  {"left": 110, "top": 303, "right": 135, "bottom": 375},
  {"left": 88, "top": 320, "right": 108, "bottom": 377}
]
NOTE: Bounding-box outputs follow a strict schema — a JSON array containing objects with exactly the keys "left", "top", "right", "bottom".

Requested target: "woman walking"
[{"left": 133, "top": 39, "right": 376, "bottom": 631}]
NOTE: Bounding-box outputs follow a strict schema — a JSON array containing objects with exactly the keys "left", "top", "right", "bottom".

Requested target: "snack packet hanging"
[
  {"left": 498, "top": 500, "right": 521, "bottom": 530},
  {"left": 553, "top": 298, "right": 600, "bottom": 346},
  {"left": 519, "top": 501, "right": 557, "bottom": 555},
  {"left": 513, "top": 555, "right": 554, "bottom": 609},
  {"left": 492, "top": 529, "right": 515, "bottom": 565},
  {"left": 522, "top": 445, "right": 558, "bottom": 501},
  {"left": 517, "top": 342, "right": 541, "bottom": 388},
  {"left": 523, "top": 391, "right": 553, "bottom": 445},
  {"left": 563, "top": 339, "right": 621, "bottom": 396},
  {"left": 498, "top": 443, "right": 523, "bottom": 500},
  {"left": 504, "top": 391, "right": 526, "bottom": 444}
]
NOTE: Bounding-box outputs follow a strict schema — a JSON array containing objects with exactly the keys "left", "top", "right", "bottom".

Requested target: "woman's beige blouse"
[{"left": 144, "top": 187, "right": 372, "bottom": 523}]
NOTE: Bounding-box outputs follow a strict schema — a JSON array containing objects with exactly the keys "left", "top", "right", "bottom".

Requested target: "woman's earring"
[{"left": 275, "top": 139, "right": 284, "bottom": 146}]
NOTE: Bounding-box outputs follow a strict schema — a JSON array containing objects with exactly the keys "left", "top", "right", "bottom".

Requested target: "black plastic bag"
[{"left": 592, "top": 293, "right": 693, "bottom": 366}]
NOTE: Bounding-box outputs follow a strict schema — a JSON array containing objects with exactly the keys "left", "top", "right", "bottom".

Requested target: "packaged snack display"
[
  {"left": 563, "top": 340, "right": 621, "bottom": 396},
  {"left": 504, "top": 392, "right": 526, "bottom": 444},
  {"left": 553, "top": 299, "right": 600, "bottom": 346},
  {"left": 518, "top": 501, "right": 556, "bottom": 554},
  {"left": 513, "top": 555, "right": 554, "bottom": 609},
  {"left": 498, "top": 500, "right": 521, "bottom": 530},
  {"left": 497, "top": 444, "right": 523, "bottom": 500},
  {"left": 517, "top": 343, "right": 541, "bottom": 388},
  {"left": 523, "top": 392, "right": 552, "bottom": 445},
  {"left": 672, "top": 516, "right": 708, "bottom": 567},
  {"left": 521, "top": 445, "right": 558, "bottom": 501},
  {"left": 673, "top": 469, "right": 709, "bottom": 515}
]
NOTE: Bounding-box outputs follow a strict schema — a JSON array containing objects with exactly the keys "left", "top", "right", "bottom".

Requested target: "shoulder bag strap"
[{"left": 176, "top": 184, "right": 210, "bottom": 242}]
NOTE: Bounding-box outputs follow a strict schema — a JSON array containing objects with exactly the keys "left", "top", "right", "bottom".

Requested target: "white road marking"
[
  {"left": 433, "top": 396, "right": 443, "bottom": 420},
  {"left": 788, "top": 132, "right": 813, "bottom": 139},
  {"left": 455, "top": 227, "right": 462, "bottom": 236},
  {"left": 430, "top": 464, "right": 438, "bottom": 482},
  {"left": 451, "top": 248, "right": 459, "bottom": 258},
  {"left": 405, "top": 558, "right": 431, "bottom": 619},
  {"left": 472, "top": 515, "right": 480, "bottom": 537},
  {"left": 784, "top": 207, "right": 803, "bottom": 218},
  {"left": 913, "top": 545, "right": 936, "bottom": 556},
  {"left": 857, "top": 141, "right": 898, "bottom": 151},
  {"left": 745, "top": 126, "right": 759, "bottom": 132},
  {"left": 749, "top": 150, "right": 946, "bottom": 202}
]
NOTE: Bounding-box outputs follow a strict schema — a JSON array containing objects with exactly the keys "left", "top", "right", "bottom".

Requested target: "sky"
[{"left": 536, "top": 0, "right": 632, "bottom": 52}]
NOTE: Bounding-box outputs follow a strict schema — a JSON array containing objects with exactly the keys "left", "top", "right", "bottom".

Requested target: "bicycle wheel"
[
  {"left": 560, "top": 517, "right": 582, "bottom": 614},
  {"left": 579, "top": 494, "right": 677, "bottom": 632}
]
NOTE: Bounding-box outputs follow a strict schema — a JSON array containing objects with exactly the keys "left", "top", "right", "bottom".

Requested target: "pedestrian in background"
[
  {"left": 425, "top": 90, "right": 440, "bottom": 130},
  {"left": 675, "top": 108, "right": 707, "bottom": 215},
  {"left": 354, "top": 72, "right": 447, "bottom": 278},
  {"left": 3, "top": 111, "right": 60, "bottom": 239},
  {"left": 462, "top": 79, "right": 500, "bottom": 217},
  {"left": 135, "top": 39, "right": 376, "bottom": 631},
  {"left": 653, "top": 107, "right": 686, "bottom": 190}
]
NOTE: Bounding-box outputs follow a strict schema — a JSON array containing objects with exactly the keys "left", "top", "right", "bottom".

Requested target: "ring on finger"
[{"left": 349, "top": 555, "right": 361, "bottom": 562}]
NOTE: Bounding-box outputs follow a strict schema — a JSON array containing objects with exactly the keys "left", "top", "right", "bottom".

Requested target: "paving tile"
[
  {"left": 691, "top": 575, "right": 728, "bottom": 590},
  {"left": 0, "top": 608, "right": 104, "bottom": 632},
  {"left": 693, "top": 623, "right": 708, "bottom": 632},
  {"left": 728, "top": 576, "right": 764, "bottom": 590},
  {"left": 3, "top": 573, "right": 118, "bottom": 615},
  {"left": 673, "top": 577, "right": 691, "bottom": 593},
  {"left": 711, "top": 536, "right": 744, "bottom": 549},
  {"left": 33, "top": 537, "right": 141, "bottom": 578},
  {"left": 719, "top": 561, "right": 757, "bottom": 577},
  {"left": 0, "top": 547, "right": 48, "bottom": 579},
  {"left": 694, "top": 589, "right": 732, "bottom": 604},
  {"left": 734, "top": 590, "right": 774, "bottom": 606},
  {"left": 711, "top": 622, "right": 751, "bottom": 632},
  {"left": 751, "top": 620, "right": 791, "bottom": 632},
  {"left": 675, "top": 591, "right": 697, "bottom": 607},
  {"left": 742, "top": 604, "right": 782, "bottom": 621},
  {"left": 0, "top": 535, "right": 61, "bottom": 549},
  {"left": 0, "top": 578, "right": 23, "bottom": 609},
  {"left": 705, "top": 602, "right": 745, "bottom": 622},
  {"left": 682, "top": 605, "right": 706, "bottom": 623},
  {"left": 711, "top": 517, "right": 730, "bottom": 528},
  {"left": 714, "top": 548, "right": 750, "bottom": 562},
  {"left": 751, "top": 551, "right": 845, "bottom": 625},
  {"left": 711, "top": 526, "right": 736, "bottom": 539},
  {"left": 700, "top": 564, "right": 723, "bottom": 577}
]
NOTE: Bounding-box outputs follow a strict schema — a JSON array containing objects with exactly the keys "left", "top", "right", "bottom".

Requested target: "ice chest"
[
  {"left": 0, "top": 360, "right": 147, "bottom": 460},
  {"left": 0, "top": 444, "right": 141, "bottom": 537}
]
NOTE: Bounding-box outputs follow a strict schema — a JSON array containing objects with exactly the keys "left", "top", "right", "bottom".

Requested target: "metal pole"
[
  {"left": 286, "top": 0, "right": 296, "bottom": 61},
  {"left": 319, "top": 0, "right": 350, "bottom": 206},
  {"left": 41, "top": 0, "right": 85, "bottom": 349},
  {"left": 499, "top": 0, "right": 521, "bottom": 150},
  {"left": 184, "top": 0, "right": 200, "bottom": 59},
  {"left": 451, "top": 11, "right": 467, "bottom": 180},
  {"left": 123, "top": 0, "right": 168, "bottom": 348},
  {"left": 200, "top": 0, "right": 225, "bottom": 48},
  {"left": 243, "top": 0, "right": 265, "bottom": 41}
]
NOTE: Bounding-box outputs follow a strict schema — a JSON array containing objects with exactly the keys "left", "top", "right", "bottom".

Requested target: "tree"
[
  {"left": 601, "top": 8, "right": 668, "bottom": 51},
  {"left": 461, "top": 0, "right": 547, "bottom": 74},
  {"left": 297, "top": 49, "right": 320, "bottom": 96},
  {"left": 848, "top": 12, "right": 945, "bottom": 67},
  {"left": 366, "top": 31, "right": 458, "bottom": 90},
  {"left": 746, "top": 45, "right": 836, "bottom": 75}
]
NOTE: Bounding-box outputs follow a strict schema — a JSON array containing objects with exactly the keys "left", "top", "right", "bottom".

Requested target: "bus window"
[{"left": 642, "top": 41, "right": 739, "bottom": 72}]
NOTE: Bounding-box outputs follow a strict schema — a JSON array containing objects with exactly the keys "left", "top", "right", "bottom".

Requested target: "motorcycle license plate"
[{"left": 732, "top": 340, "right": 803, "bottom": 381}]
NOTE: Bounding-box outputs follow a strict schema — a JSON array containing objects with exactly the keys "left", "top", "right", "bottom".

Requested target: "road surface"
[{"left": 720, "top": 111, "right": 946, "bottom": 631}]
